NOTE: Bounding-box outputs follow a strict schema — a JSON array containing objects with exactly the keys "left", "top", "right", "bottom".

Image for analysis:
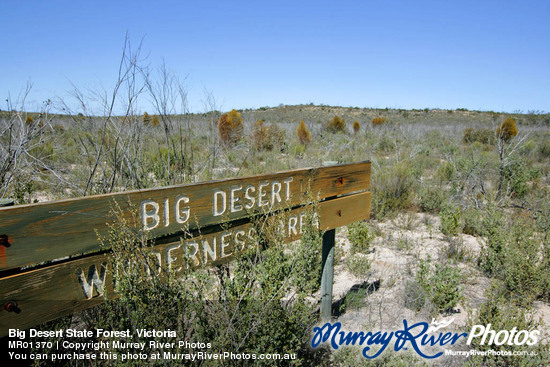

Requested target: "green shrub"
[
  {"left": 371, "top": 163, "right": 414, "bottom": 218},
  {"left": 535, "top": 200, "right": 550, "bottom": 243},
  {"left": 376, "top": 134, "right": 396, "bottom": 152},
  {"left": 418, "top": 186, "right": 446, "bottom": 213},
  {"left": 500, "top": 218, "right": 547, "bottom": 305},
  {"left": 345, "top": 255, "right": 371, "bottom": 278},
  {"left": 27, "top": 202, "right": 330, "bottom": 366},
  {"left": 443, "top": 236, "right": 471, "bottom": 262},
  {"left": 333, "top": 346, "right": 428, "bottom": 366},
  {"left": 416, "top": 256, "right": 463, "bottom": 312},
  {"left": 403, "top": 279, "right": 427, "bottom": 311},
  {"left": 292, "top": 143, "right": 306, "bottom": 157},
  {"left": 392, "top": 213, "right": 420, "bottom": 231},
  {"left": 463, "top": 128, "right": 495, "bottom": 145},
  {"left": 435, "top": 161, "right": 454, "bottom": 184},
  {"left": 13, "top": 179, "right": 35, "bottom": 204},
  {"left": 440, "top": 205, "right": 462, "bottom": 237},
  {"left": 292, "top": 210, "right": 323, "bottom": 294},
  {"left": 478, "top": 204, "right": 507, "bottom": 277},
  {"left": 538, "top": 138, "right": 550, "bottom": 159},
  {"left": 479, "top": 207, "right": 550, "bottom": 305},
  {"left": 338, "top": 287, "right": 369, "bottom": 313},
  {"left": 29, "top": 141, "right": 56, "bottom": 164},
  {"left": 347, "top": 221, "right": 374, "bottom": 254},
  {"left": 395, "top": 236, "right": 413, "bottom": 251},
  {"left": 462, "top": 206, "right": 483, "bottom": 236},
  {"left": 466, "top": 283, "right": 550, "bottom": 367},
  {"left": 502, "top": 158, "right": 539, "bottom": 199},
  {"left": 147, "top": 147, "right": 179, "bottom": 184}
]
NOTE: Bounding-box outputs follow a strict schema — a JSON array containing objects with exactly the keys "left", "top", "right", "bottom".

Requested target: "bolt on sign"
[{"left": 0, "top": 161, "right": 370, "bottom": 336}]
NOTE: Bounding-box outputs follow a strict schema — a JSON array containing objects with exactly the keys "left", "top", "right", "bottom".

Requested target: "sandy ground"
[{"left": 320, "top": 212, "right": 550, "bottom": 365}]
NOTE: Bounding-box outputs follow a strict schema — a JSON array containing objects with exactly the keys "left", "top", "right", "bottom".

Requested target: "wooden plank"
[
  {"left": 0, "top": 192, "right": 370, "bottom": 336},
  {"left": 0, "top": 161, "right": 370, "bottom": 272}
]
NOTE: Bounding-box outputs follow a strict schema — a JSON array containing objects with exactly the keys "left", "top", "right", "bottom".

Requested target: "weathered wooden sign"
[{"left": 0, "top": 161, "right": 371, "bottom": 336}]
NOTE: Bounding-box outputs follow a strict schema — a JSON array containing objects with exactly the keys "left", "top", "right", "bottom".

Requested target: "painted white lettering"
[
  {"left": 185, "top": 241, "right": 200, "bottom": 267},
  {"left": 76, "top": 263, "right": 107, "bottom": 299},
  {"left": 230, "top": 185, "right": 243, "bottom": 213},
  {"left": 141, "top": 200, "right": 160, "bottom": 230},
  {"left": 166, "top": 244, "right": 182, "bottom": 272},
  {"left": 175, "top": 195, "right": 190, "bottom": 224},
  {"left": 234, "top": 230, "right": 246, "bottom": 251},
  {"left": 288, "top": 215, "right": 298, "bottom": 236},
  {"left": 220, "top": 232, "right": 232, "bottom": 257},
  {"left": 203, "top": 237, "right": 217, "bottom": 263},
  {"left": 164, "top": 198, "right": 170, "bottom": 227},
  {"left": 145, "top": 252, "right": 162, "bottom": 276},
  {"left": 299, "top": 212, "right": 306, "bottom": 234},
  {"left": 271, "top": 181, "right": 281, "bottom": 205},
  {"left": 213, "top": 189, "right": 227, "bottom": 216},
  {"left": 258, "top": 182, "right": 269, "bottom": 207},
  {"left": 247, "top": 227, "right": 257, "bottom": 242},
  {"left": 283, "top": 177, "right": 293, "bottom": 201},
  {"left": 277, "top": 218, "right": 286, "bottom": 237},
  {"left": 244, "top": 185, "right": 256, "bottom": 209}
]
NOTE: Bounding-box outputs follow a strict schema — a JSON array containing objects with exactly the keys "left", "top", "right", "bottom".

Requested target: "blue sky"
[{"left": 1, "top": 0, "right": 549, "bottom": 113}]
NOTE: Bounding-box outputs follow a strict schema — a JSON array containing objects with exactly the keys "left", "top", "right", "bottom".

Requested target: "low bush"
[
  {"left": 151, "top": 115, "right": 160, "bottom": 127},
  {"left": 479, "top": 207, "right": 550, "bottom": 305},
  {"left": 462, "top": 206, "right": 483, "bottom": 236},
  {"left": 435, "top": 161, "right": 454, "bottom": 184},
  {"left": 478, "top": 204, "right": 507, "bottom": 277},
  {"left": 418, "top": 185, "right": 446, "bottom": 213},
  {"left": 347, "top": 221, "right": 374, "bottom": 254},
  {"left": 538, "top": 138, "right": 550, "bottom": 159},
  {"left": 296, "top": 119, "right": 311, "bottom": 145},
  {"left": 142, "top": 111, "right": 151, "bottom": 125},
  {"left": 403, "top": 279, "right": 427, "bottom": 311},
  {"left": 253, "top": 120, "right": 286, "bottom": 151},
  {"left": 28, "top": 202, "right": 331, "bottom": 365},
  {"left": 440, "top": 205, "right": 462, "bottom": 237},
  {"left": 352, "top": 120, "right": 360, "bottom": 134},
  {"left": 371, "top": 163, "right": 414, "bottom": 218},
  {"left": 292, "top": 210, "right": 323, "bottom": 294},
  {"left": 218, "top": 109, "right": 243, "bottom": 145},
  {"left": 375, "top": 134, "right": 396, "bottom": 152},
  {"left": 443, "top": 236, "right": 471, "bottom": 262},
  {"left": 326, "top": 115, "right": 346, "bottom": 133},
  {"left": 392, "top": 212, "right": 420, "bottom": 231},
  {"left": 333, "top": 346, "right": 428, "bottom": 366},
  {"left": 371, "top": 117, "right": 386, "bottom": 126},
  {"left": 463, "top": 127, "right": 495, "bottom": 144},
  {"left": 502, "top": 158, "right": 540, "bottom": 199},
  {"left": 466, "top": 283, "right": 550, "bottom": 367},
  {"left": 416, "top": 256, "right": 463, "bottom": 313},
  {"left": 345, "top": 255, "right": 371, "bottom": 278}
]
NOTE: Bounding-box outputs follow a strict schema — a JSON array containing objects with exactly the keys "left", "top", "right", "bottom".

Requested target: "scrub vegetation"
[{"left": 3, "top": 48, "right": 550, "bottom": 365}]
